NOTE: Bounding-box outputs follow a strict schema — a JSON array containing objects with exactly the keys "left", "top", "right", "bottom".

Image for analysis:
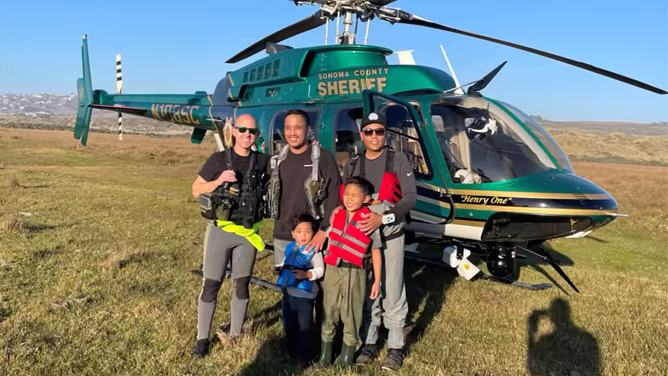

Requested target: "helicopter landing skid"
[
  {"left": 403, "top": 244, "right": 554, "bottom": 291},
  {"left": 475, "top": 272, "right": 553, "bottom": 291}
]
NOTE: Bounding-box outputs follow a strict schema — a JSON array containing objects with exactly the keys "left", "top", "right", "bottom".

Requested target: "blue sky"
[{"left": 0, "top": 0, "right": 666, "bottom": 122}]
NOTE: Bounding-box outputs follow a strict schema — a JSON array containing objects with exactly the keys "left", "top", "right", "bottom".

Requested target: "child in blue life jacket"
[
  {"left": 318, "top": 176, "right": 382, "bottom": 368},
  {"left": 276, "top": 213, "right": 324, "bottom": 368}
]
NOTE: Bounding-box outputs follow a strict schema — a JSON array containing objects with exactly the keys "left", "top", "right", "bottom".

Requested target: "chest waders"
[{"left": 268, "top": 144, "right": 329, "bottom": 221}]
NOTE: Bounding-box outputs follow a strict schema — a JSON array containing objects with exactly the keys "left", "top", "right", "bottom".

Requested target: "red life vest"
[
  {"left": 324, "top": 206, "right": 372, "bottom": 267},
  {"left": 340, "top": 149, "right": 402, "bottom": 207}
]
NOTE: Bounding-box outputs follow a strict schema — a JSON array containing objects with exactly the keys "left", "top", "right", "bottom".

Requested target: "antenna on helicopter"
[{"left": 440, "top": 45, "right": 464, "bottom": 95}]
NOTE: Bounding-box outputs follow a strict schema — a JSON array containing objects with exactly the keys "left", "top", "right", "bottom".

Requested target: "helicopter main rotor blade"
[
  {"left": 391, "top": 12, "right": 667, "bottom": 95},
  {"left": 226, "top": 10, "right": 326, "bottom": 64},
  {"left": 367, "top": 0, "right": 398, "bottom": 5}
]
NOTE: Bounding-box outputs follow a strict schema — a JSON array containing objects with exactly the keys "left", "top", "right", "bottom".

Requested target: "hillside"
[{"left": 0, "top": 93, "right": 665, "bottom": 165}]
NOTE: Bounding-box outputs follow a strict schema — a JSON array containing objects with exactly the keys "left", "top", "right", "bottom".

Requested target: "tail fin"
[{"left": 74, "top": 34, "right": 93, "bottom": 146}]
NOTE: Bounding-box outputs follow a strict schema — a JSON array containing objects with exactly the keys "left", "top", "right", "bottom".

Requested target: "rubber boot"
[
  {"left": 336, "top": 342, "right": 356, "bottom": 368},
  {"left": 318, "top": 341, "right": 333, "bottom": 366}
]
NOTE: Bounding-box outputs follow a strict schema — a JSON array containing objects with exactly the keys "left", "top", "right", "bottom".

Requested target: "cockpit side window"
[
  {"left": 335, "top": 105, "right": 431, "bottom": 178},
  {"left": 382, "top": 104, "right": 431, "bottom": 177}
]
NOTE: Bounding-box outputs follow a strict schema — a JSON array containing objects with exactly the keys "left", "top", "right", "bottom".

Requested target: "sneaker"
[
  {"left": 191, "top": 338, "right": 210, "bottom": 358},
  {"left": 355, "top": 344, "right": 379, "bottom": 364},
  {"left": 380, "top": 349, "right": 405, "bottom": 371}
]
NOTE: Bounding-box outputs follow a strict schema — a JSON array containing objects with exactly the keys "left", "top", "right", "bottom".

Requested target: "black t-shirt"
[
  {"left": 198, "top": 149, "right": 271, "bottom": 183},
  {"left": 272, "top": 144, "right": 342, "bottom": 241}
]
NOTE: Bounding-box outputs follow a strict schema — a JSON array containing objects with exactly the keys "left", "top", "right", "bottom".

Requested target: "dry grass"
[
  {"left": 550, "top": 129, "right": 668, "bottom": 165},
  {"left": 0, "top": 215, "right": 24, "bottom": 234},
  {"left": 0, "top": 128, "right": 666, "bottom": 376}
]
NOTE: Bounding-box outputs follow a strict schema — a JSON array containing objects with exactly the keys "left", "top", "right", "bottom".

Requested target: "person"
[
  {"left": 190, "top": 114, "right": 271, "bottom": 358},
  {"left": 318, "top": 176, "right": 382, "bottom": 368},
  {"left": 267, "top": 109, "right": 342, "bottom": 325},
  {"left": 332, "top": 111, "right": 417, "bottom": 370},
  {"left": 276, "top": 213, "right": 325, "bottom": 369}
]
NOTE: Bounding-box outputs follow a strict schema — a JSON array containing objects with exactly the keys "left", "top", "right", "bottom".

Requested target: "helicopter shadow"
[
  {"left": 527, "top": 298, "right": 601, "bottom": 376},
  {"left": 401, "top": 255, "right": 459, "bottom": 355}
]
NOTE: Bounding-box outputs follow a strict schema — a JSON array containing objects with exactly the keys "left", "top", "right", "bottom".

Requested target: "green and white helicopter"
[{"left": 73, "top": 0, "right": 667, "bottom": 291}]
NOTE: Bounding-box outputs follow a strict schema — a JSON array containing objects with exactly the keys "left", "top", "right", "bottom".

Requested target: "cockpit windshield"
[
  {"left": 493, "top": 100, "right": 574, "bottom": 173},
  {"left": 430, "top": 97, "right": 557, "bottom": 184}
]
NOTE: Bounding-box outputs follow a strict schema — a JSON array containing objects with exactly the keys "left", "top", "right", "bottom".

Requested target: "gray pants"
[
  {"left": 360, "top": 234, "right": 408, "bottom": 350},
  {"left": 197, "top": 223, "right": 258, "bottom": 340}
]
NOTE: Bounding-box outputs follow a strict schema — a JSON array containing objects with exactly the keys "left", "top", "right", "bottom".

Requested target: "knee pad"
[
  {"left": 201, "top": 278, "right": 222, "bottom": 303},
  {"left": 234, "top": 276, "right": 250, "bottom": 300}
]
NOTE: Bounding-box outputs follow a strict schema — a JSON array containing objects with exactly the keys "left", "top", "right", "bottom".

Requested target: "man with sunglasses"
[
  {"left": 190, "top": 114, "right": 271, "bottom": 358},
  {"left": 332, "top": 111, "right": 417, "bottom": 371}
]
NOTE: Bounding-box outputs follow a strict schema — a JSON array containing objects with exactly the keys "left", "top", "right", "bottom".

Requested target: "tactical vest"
[
  {"left": 212, "top": 148, "right": 266, "bottom": 229},
  {"left": 342, "top": 148, "right": 403, "bottom": 208},
  {"left": 276, "top": 242, "right": 315, "bottom": 293},
  {"left": 324, "top": 206, "right": 372, "bottom": 267},
  {"left": 268, "top": 144, "right": 328, "bottom": 221}
]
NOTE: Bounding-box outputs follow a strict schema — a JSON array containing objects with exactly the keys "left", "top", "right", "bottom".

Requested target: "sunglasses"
[
  {"left": 362, "top": 128, "right": 385, "bottom": 137},
  {"left": 235, "top": 126, "right": 258, "bottom": 135}
]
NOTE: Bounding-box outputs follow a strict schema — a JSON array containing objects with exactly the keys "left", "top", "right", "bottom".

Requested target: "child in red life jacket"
[
  {"left": 276, "top": 214, "right": 324, "bottom": 369},
  {"left": 318, "top": 176, "right": 382, "bottom": 368}
]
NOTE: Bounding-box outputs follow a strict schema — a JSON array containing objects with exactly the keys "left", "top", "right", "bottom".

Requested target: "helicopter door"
[{"left": 362, "top": 90, "right": 455, "bottom": 223}]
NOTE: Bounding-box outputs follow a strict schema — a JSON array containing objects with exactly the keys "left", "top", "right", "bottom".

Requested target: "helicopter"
[{"left": 73, "top": 0, "right": 667, "bottom": 292}]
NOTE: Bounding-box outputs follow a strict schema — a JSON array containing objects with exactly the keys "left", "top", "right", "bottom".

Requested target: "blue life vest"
[{"left": 277, "top": 242, "right": 314, "bottom": 293}]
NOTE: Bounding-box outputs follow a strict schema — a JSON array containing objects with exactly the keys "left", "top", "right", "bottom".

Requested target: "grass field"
[{"left": 0, "top": 128, "right": 666, "bottom": 376}]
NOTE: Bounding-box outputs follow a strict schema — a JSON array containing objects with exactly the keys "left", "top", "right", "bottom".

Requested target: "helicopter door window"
[
  {"left": 333, "top": 107, "right": 364, "bottom": 174},
  {"left": 380, "top": 104, "right": 430, "bottom": 177},
  {"left": 270, "top": 108, "right": 322, "bottom": 155}
]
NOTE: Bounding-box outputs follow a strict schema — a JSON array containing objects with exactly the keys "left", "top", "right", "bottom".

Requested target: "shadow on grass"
[
  {"left": 527, "top": 298, "right": 600, "bottom": 376},
  {"left": 23, "top": 222, "right": 58, "bottom": 233},
  {"left": 402, "top": 259, "right": 458, "bottom": 356},
  {"left": 236, "top": 335, "right": 309, "bottom": 376}
]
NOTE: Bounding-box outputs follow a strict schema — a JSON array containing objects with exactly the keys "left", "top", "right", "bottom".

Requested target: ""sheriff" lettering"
[{"left": 317, "top": 67, "right": 390, "bottom": 97}]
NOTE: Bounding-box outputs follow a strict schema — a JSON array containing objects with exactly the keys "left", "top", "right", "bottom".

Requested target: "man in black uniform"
[{"left": 190, "top": 114, "right": 271, "bottom": 358}]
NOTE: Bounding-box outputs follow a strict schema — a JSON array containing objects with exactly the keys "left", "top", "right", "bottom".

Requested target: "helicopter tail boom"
[{"left": 73, "top": 35, "right": 217, "bottom": 146}]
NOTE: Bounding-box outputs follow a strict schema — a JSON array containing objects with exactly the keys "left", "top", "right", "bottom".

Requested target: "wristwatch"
[{"left": 382, "top": 213, "right": 395, "bottom": 225}]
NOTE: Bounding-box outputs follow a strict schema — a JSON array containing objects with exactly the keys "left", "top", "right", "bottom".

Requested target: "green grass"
[{"left": 0, "top": 128, "right": 666, "bottom": 375}]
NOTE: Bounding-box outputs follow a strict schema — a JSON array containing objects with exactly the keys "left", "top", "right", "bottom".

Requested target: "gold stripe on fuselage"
[
  {"left": 416, "top": 181, "right": 447, "bottom": 193},
  {"left": 417, "top": 196, "right": 451, "bottom": 208},
  {"left": 454, "top": 203, "right": 617, "bottom": 216},
  {"left": 450, "top": 189, "right": 610, "bottom": 200},
  {"left": 451, "top": 219, "right": 486, "bottom": 227}
]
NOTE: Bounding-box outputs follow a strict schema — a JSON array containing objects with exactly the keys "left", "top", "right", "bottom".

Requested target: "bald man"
[{"left": 191, "top": 114, "right": 272, "bottom": 358}]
